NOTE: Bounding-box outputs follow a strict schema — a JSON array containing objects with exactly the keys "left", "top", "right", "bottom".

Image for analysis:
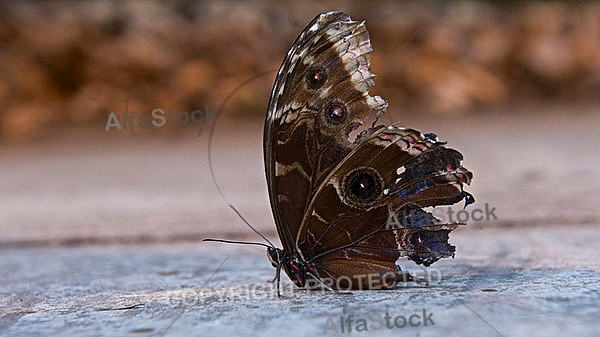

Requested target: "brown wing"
[
  {"left": 264, "top": 11, "right": 387, "bottom": 255},
  {"left": 264, "top": 11, "right": 473, "bottom": 290},
  {"left": 298, "top": 126, "right": 472, "bottom": 289}
]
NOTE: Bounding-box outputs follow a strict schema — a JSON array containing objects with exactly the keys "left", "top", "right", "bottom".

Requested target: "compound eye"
[{"left": 267, "top": 248, "right": 281, "bottom": 268}]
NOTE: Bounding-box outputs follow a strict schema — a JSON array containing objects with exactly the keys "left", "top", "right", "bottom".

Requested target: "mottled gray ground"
[
  {"left": 1, "top": 106, "right": 600, "bottom": 336},
  {"left": 2, "top": 226, "right": 599, "bottom": 337}
]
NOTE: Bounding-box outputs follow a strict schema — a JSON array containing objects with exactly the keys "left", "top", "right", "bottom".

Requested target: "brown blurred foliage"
[{"left": 1, "top": 1, "right": 599, "bottom": 142}]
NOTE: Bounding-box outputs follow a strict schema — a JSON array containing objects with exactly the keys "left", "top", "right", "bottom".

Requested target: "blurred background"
[
  {"left": 1, "top": 0, "right": 599, "bottom": 246},
  {"left": 1, "top": 0, "right": 599, "bottom": 142}
]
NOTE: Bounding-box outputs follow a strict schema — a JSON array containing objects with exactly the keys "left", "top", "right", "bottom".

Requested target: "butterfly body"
[{"left": 263, "top": 11, "right": 473, "bottom": 295}]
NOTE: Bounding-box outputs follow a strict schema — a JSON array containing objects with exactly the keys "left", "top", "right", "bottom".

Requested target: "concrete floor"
[{"left": 1, "top": 105, "right": 600, "bottom": 336}]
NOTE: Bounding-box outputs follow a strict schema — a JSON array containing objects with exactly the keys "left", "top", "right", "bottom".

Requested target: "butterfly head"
[
  {"left": 267, "top": 247, "right": 316, "bottom": 288},
  {"left": 266, "top": 246, "right": 283, "bottom": 268}
]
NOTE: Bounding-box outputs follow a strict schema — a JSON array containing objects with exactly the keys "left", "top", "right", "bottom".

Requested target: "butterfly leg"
[{"left": 274, "top": 263, "right": 282, "bottom": 297}]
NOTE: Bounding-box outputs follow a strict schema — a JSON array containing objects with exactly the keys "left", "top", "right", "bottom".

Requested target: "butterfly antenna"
[
  {"left": 204, "top": 70, "right": 279, "bottom": 249},
  {"left": 228, "top": 204, "right": 276, "bottom": 248},
  {"left": 202, "top": 238, "right": 272, "bottom": 249}
]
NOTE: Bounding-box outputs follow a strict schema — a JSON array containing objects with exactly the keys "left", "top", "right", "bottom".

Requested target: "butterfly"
[{"left": 207, "top": 11, "right": 473, "bottom": 296}]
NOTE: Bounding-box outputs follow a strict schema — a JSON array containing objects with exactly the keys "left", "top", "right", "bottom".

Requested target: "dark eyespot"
[
  {"left": 342, "top": 167, "right": 383, "bottom": 209},
  {"left": 323, "top": 102, "right": 347, "bottom": 125},
  {"left": 306, "top": 66, "right": 327, "bottom": 89},
  {"left": 351, "top": 173, "right": 376, "bottom": 198}
]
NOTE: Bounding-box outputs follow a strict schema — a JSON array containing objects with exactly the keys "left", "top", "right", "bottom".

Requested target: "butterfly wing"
[
  {"left": 264, "top": 11, "right": 386, "bottom": 255},
  {"left": 299, "top": 125, "right": 472, "bottom": 289},
  {"left": 264, "top": 11, "right": 473, "bottom": 290}
]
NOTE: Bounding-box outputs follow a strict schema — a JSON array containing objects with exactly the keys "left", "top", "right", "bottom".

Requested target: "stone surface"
[
  {"left": 1, "top": 107, "right": 600, "bottom": 336},
  {"left": 1, "top": 226, "right": 599, "bottom": 337}
]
